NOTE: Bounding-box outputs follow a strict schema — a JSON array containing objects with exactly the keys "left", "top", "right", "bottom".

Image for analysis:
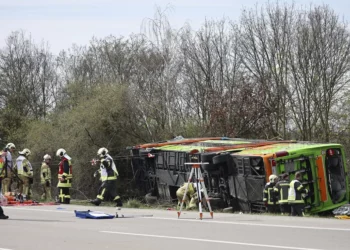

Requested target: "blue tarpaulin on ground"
[{"left": 74, "top": 210, "right": 115, "bottom": 219}]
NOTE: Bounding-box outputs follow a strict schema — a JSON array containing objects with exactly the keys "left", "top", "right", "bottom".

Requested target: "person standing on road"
[
  {"left": 288, "top": 171, "right": 308, "bottom": 216},
  {"left": 15, "top": 148, "right": 33, "bottom": 201},
  {"left": 40, "top": 154, "right": 52, "bottom": 201},
  {"left": 0, "top": 150, "right": 9, "bottom": 219},
  {"left": 56, "top": 148, "right": 73, "bottom": 204},
  {"left": 274, "top": 173, "right": 291, "bottom": 215},
  {"left": 90, "top": 147, "right": 122, "bottom": 207},
  {"left": 1, "top": 143, "right": 16, "bottom": 195},
  {"left": 263, "top": 174, "right": 279, "bottom": 213}
]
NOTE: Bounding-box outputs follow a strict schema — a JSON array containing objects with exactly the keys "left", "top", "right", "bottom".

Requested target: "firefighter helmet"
[
  {"left": 97, "top": 147, "right": 108, "bottom": 158},
  {"left": 269, "top": 174, "right": 278, "bottom": 183},
  {"left": 6, "top": 143, "right": 15, "bottom": 149},
  {"left": 43, "top": 154, "right": 52, "bottom": 160},
  {"left": 56, "top": 148, "right": 66, "bottom": 157},
  {"left": 19, "top": 148, "right": 31, "bottom": 157}
]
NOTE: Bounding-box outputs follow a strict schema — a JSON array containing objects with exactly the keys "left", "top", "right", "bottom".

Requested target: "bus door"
[{"left": 276, "top": 155, "right": 316, "bottom": 206}]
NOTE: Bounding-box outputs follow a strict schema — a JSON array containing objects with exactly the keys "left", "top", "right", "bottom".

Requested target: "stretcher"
[
  {"left": 1, "top": 193, "right": 59, "bottom": 206},
  {"left": 74, "top": 210, "right": 115, "bottom": 219}
]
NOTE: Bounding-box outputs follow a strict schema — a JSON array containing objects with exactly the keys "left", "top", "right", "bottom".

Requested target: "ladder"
[{"left": 177, "top": 161, "right": 213, "bottom": 220}]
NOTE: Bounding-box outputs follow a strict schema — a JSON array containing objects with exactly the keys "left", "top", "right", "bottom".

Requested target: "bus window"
[
  {"left": 250, "top": 157, "right": 265, "bottom": 176},
  {"left": 325, "top": 148, "right": 347, "bottom": 204}
]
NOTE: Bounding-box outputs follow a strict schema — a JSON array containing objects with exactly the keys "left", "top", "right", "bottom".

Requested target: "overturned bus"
[
  {"left": 129, "top": 137, "right": 295, "bottom": 208},
  {"left": 129, "top": 138, "right": 349, "bottom": 215},
  {"left": 222, "top": 142, "right": 350, "bottom": 214}
]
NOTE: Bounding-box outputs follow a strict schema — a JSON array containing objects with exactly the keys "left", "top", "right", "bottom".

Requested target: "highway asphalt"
[{"left": 1, "top": 204, "right": 350, "bottom": 250}]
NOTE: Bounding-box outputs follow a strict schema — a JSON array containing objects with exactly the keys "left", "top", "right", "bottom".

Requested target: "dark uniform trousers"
[
  {"left": 97, "top": 180, "right": 121, "bottom": 205},
  {"left": 291, "top": 203, "right": 304, "bottom": 216}
]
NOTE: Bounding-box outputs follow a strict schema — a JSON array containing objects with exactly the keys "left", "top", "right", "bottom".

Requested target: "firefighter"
[
  {"left": 274, "top": 173, "right": 291, "bottom": 215},
  {"left": 288, "top": 171, "right": 308, "bottom": 216},
  {"left": 176, "top": 182, "right": 200, "bottom": 210},
  {"left": 40, "top": 154, "right": 52, "bottom": 201},
  {"left": 263, "top": 174, "right": 279, "bottom": 213},
  {"left": 1, "top": 143, "right": 16, "bottom": 195},
  {"left": 15, "top": 148, "right": 33, "bottom": 201},
  {"left": 56, "top": 148, "right": 73, "bottom": 204},
  {"left": 90, "top": 147, "right": 122, "bottom": 207},
  {"left": 0, "top": 150, "right": 9, "bottom": 219}
]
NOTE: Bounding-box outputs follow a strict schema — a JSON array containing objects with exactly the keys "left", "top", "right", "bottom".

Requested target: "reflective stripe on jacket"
[
  {"left": 16, "top": 155, "right": 33, "bottom": 177},
  {"left": 41, "top": 162, "right": 51, "bottom": 184},
  {"left": 263, "top": 182, "right": 278, "bottom": 205},
  {"left": 274, "top": 180, "right": 290, "bottom": 204},
  {"left": 100, "top": 156, "right": 118, "bottom": 181},
  {"left": 58, "top": 157, "right": 72, "bottom": 187},
  {"left": 288, "top": 179, "right": 308, "bottom": 204}
]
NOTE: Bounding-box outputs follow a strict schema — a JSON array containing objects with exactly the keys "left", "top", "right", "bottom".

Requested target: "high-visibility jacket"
[
  {"left": 16, "top": 155, "right": 33, "bottom": 178},
  {"left": 263, "top": 182, "right": 278, "bottom": 205},
  {"left": 41, "top": 162, "right": 51, "bottom": 184},
  {"left": 288, "top": 179, "right": 308, "bottom": 204},
  {"left": 57, "top": 157, "right": 73, "bottom": 188},
  {"left": 1, "top": 150, "right": 13, "bottom": 178},
  {"left": 274, "top": 180, "right": 290, "bottom": 204},
  {"left": 100, "top": 155, "right": 118, "bottom": 182},
  {"left": 0, "top": 151, "right": 4, "bottom": 178},
  {"left": 177, "top": 183, "right": 196, "bottom": 198}
]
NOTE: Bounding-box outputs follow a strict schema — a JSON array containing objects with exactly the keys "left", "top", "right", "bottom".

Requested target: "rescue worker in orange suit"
[
  {"left": 1, "top": 143, "right": 16, "bottom": 195},
  {"left": 176, "top": 182, "right": 200, "bottom": 210},
  {"left": 15, "top": 148, "right": 33, "bottom": 201},
  {"left": 288, "top": 171, "right": 308, "bottom": 216},
  {"left": 274, "top": 173, "right": 291, "bottom": 215},
  {"left": 40, "top": 154, "right": 52, "bottom": 201},
  {"left": 0, "top": 150, "right": 9, "bottom": 219},
  {"left": 263, "top": 174, "right": 279, "bottom": 213},
  {"left": 90, "top": 147, "right": 122, "bottom": 207},
  {"left": 56, "top": 148, "right": 73, "bottom": 204}
]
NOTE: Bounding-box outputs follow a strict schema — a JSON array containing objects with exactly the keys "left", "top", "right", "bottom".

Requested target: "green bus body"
[{"left": 233, "top": 142, "right": 349, "bottom": 214}]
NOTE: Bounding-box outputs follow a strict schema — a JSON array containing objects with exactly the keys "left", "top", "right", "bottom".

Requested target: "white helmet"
[
  {"left": 97, "top": 147, "right": 108, "bottom": 158},
  {"left": 56, "top": 148, "right": 66, "bottom": 157},
  {"left": 19, "top": 148, "right": 31, "bottom": 157},
  {"left": 43, "top": 154, "right": 52, "bottom": 160},
  {"left": 6, "top": 143, "right": 15, "bottom": 149},
  {"left": 269, "top": 174, "right": 278, "bottom": 183}
]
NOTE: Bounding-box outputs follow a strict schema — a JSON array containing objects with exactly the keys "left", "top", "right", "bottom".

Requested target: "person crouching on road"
[
  {"left": 263, "top": 174, "right": 279, "bottom": 213},
  {"left": 41, "top": 154, "right": 52, "bottom": 201},
  {"left": 56, "top": 148, "right": 73, "bottom": 204},
  {"left": 288, "top": 171, "right": 308, "bottom": 216},
  {"left": 90, "top": 147, "right": 122, "bottom": 207},
  {"left": 274, "top": 173, "right": 291, "bottom": 215},
  {"left": 15, "top": 148, "right": 33, "bottom": 202},
  {"left": 176, "top": 182, "right": 200, "bottom": 210}
]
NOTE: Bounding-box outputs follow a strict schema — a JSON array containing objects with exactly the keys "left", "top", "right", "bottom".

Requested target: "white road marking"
[
  {"left": 140, "top": 216, "right": 350, "bottom": 231},
  {"left": 0, "top": 248, "right": 13, "bottom": 250},
  {"left": 6, "top": 207, "right": 350, "bottom": 232},
  {"left": 100, "top": 231, "right": 323, "bottom": 250},
  {"left": 4, "top": 207, "right": 71, "bottom": 214}
]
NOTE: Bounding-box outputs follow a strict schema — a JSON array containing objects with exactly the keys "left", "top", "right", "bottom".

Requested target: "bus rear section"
[{"left": 273, "top": 145, "right": 349, "bottom": 214}]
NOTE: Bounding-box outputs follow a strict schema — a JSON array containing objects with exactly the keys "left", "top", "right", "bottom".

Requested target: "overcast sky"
[{"left": 1, "top": 0, "right": 350, "bottom": 55}]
